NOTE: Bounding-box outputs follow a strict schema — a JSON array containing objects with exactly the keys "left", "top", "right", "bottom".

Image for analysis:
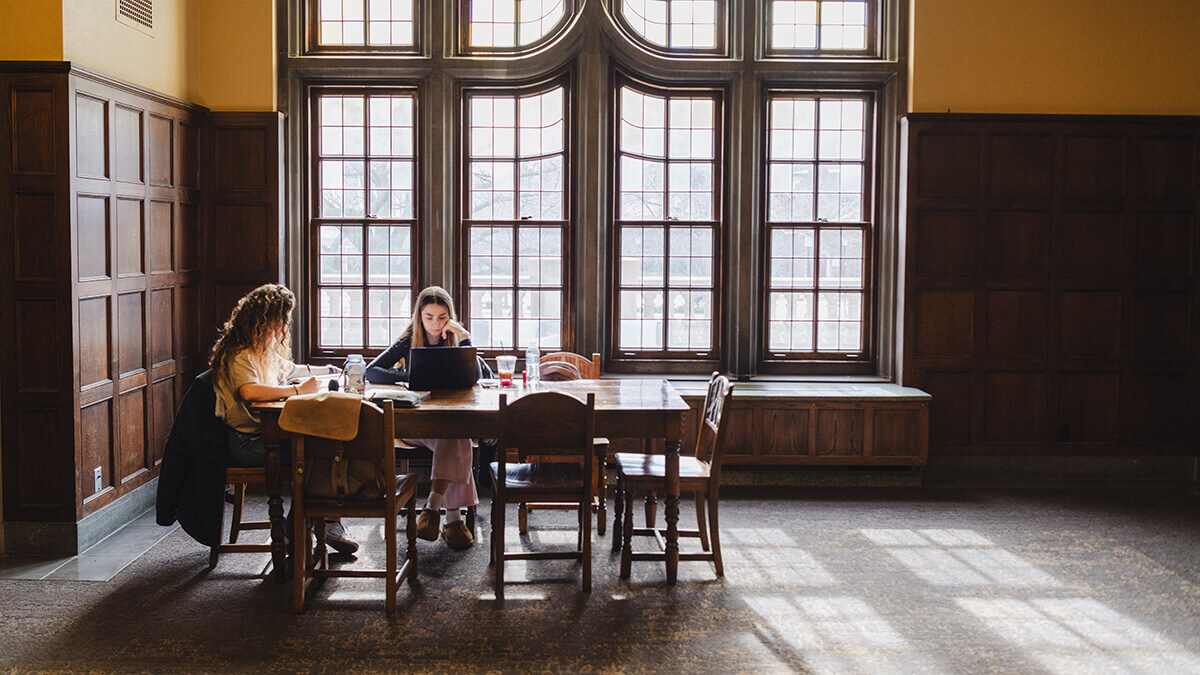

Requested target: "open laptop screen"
[{"left": 406, "top": 346, "right": 479, "bottom": 390}]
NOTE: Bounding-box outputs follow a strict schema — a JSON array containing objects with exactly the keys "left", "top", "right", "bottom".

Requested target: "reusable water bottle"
[
  {"left": 343, "top": 354, "right": 366, "bottom": 394},
  {"left": 525, "top": 343, "right": 540, "bottom": 384}
]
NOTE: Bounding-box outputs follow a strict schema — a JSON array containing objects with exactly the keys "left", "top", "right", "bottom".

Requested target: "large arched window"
[
  {"left": 615, "top": 0, "right": 725, "bottom": 53},
  {"left": 311, "top": 88, "right": 419, "bottom": 353},
  {"left": 612, "top": 75, "right": 721, "bottom": 364},
  {"left": 462, "top": 79, "right": 570, "bottom": 352}
]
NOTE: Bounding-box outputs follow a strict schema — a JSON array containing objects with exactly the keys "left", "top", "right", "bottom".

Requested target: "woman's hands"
[
  {"left": 238, "top": 375, "right": 321, "bottom": 402},
  {"left": 442, "top": 319, "right": 470, "bottom": 341},
  {"left": 294, "top": 376, "right": 320, "bottom": 395}
]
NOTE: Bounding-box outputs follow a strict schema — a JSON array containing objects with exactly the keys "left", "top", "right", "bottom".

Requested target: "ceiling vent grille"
[{"left": 116, "top": 0, "right": 153, "bottom": 33}]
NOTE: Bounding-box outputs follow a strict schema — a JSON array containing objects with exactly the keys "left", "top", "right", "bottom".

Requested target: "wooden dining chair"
[
  {"left": 208, "top": 466, "right": 272, "bottom": 568},
  {"left": 490, "top": 391, "right": 596, "bottom": 599},
  {"left": 291, "top": 399, "right": 420, "bottom": 614},
  {"left": 516, "top": 352, "right": 609, "bottom": 536},
  {"left": 612, "top": 372, "right": 733, "bottom": 578}
]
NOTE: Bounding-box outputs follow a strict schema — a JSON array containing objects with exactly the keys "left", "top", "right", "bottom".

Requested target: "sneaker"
[
  {"left": 442, "top": 521, "right": 474, "bottom": 550},
  {"left": 416, "top": 509, "right": 440, "bottom": 541},
  {"left": 324, "top": 520, "right": 359, "bottom": 555}
]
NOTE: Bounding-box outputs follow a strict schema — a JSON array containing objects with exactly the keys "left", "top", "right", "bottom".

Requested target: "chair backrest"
[
  {"left": 292, "top": 399, "right": 396, "bottom": 502},
  {"left": 694, "top": 373, "right": 734, "bottom": 476},
  {"left": 497, "top": 392, "right": 596, "bottom": 484},
  {"left": 540, "top": 352, "right": 601, "bottom": 379}
]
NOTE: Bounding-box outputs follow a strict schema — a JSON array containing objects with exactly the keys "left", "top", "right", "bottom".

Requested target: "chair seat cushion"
[
  {"left": 489, "top": 462, "right": 584, "bottom": 488},
  {"left": 614, "top": 452, "right": 711, "bottom": 480}
]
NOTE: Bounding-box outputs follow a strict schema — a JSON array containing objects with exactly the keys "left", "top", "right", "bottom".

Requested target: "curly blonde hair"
[{"left": 210, "top": 284, "right": 295, "bottom": 383}]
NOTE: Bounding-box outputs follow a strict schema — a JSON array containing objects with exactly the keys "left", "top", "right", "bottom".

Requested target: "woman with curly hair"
[{"left": 210, "top": 283, "right": 357, "bottom": 553}]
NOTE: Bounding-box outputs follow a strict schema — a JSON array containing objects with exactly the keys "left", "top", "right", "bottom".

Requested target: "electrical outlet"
[{"left": 94, "top": 467, "right": 103, "bottom": 493}]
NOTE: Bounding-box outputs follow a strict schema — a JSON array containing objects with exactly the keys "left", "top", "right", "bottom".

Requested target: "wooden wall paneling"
[
  {"left": 202, "top": 112, "right": 284, "bottom": 355},
  {"left": 760, "top": 405, "right": 811, "bottom": 459},
  {"left": 903, "top": 114, "right": 1200, "bottom": 460}
]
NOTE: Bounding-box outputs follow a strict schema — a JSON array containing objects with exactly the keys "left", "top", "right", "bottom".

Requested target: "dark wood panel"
[
  {"left": 149, "top": 287, "right": 173, "bottom": 367},
  {"left": 17, "top": 299, "right": 58, "bottom": 393},
  {"left": 13, "top": 191, "right": 57, "bottom": 280},
  {"left": 916, "top": 133, "right": 979, "bottom": 199},
  {"left": 179, "top": 201, "right": 198, "bottom": 272},
  {"left": 11, "top": 88, "right": 55, "bottom": 174},
  {"left": 76, "top": 195, "right": 110, "bottom": 280},
  {"left": 178, "top": 283, "right": 200, "bottom": 360},
  {"left": 1137, "top": 135, "right": 1194, "bottom": 201},
  {"left": 982, "top": 371, "right": 1045, "bottom": 443},
  {"left": 118, "top": 388, "right": 147, "bottom": 482},
  {"left": 149, "top": 377, "right": 175, "bottom": 467},
  {"left": 989, "top": 134, "right": 1054, "bottom": 200},
  {"left": 213, "top": 204, "right": 271, "bottom": 270},
  {"left": 78, "top": 296, "right": 111, "bottom": 387},
  {"left": 920, "top": 371, "right": 971, "bottom": 445},
  {"left": 148, "top": 114, "right": 173, "bottom": 186},
  {"left": 984, "top": 210, "right": 1051, "bottom": 277},
  {"left": 1125, "top": 373, "right": 1191, "bottom": 443},
  {"left": 986, "top": 290, "right": 1047, "bottom": 357},
  {"left": 1131, "top": 292, "right": 1190, "bottom": 360},
  {"left": 1063, "top": 135, "right": 1126, "bottom": 201},
  {"left": 75, "top": 93, "right": 108, "bottom": 178},
  {"left": 761, "top": 407, "right": 810, "bottom": 456},
  {"left": 913, "top": 210, "right": 976, "bottom": 277},
  {"left": 872, "top": 408, "right": 924, "bottom": 457},
  {"left": 1135, "top": 212, "right": 1193, "bottom": 281},
  {"left": 1057, "top": 212, "right": 1125, "bottom": 278},
  {"left": 79, "top": 400, "right": 112, "bottom": 501},
  {"left": 214, "top": 127, "right": 268, "bottom": 192},
  {"left": 18, "top": 410, "right": 66, "bottom": 510},
  {"left": 1059, "top": 291, "right": 1121, "bottom": 359},
  {"left": 113, "top": 104, "right": 142, "bottom": 183},
  {"left": 116, "top": 197, "right": 144, "bottom": 277},
  {"left": 913, "top": 290, "right": 973, "bottom": 358},
  {"left": 178, "top": 121, "right": 198, "bottom": 189},
  {"left": 117, "top": 291, "right": 145, "bottom": 376},
  {"left": 148, "top": 199, "right": 173, "bottom": 273},
  {"left": 1057, "top": 373, "right": 1119, "bottom": 443},
  {"left": 814, "top": 408, "right": 865, "bottom": 456},
  {"left": 725, "top": 404, "right": 757, "bottom": 458}
]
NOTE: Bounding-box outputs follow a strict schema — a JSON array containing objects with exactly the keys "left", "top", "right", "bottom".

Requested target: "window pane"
[
  {"left": 622, "top": 0, "right": 719, "bottom": 51},
  {"left": 468, "top": 0, "right": 568, "bottom": 49},
  {"left": 769, "top": 0, "right": 869, "bottom": 52},
  {"left": 465, "top": 85, "right": 568, "bottom": 349},
  {"left": 319, "top": 0, "right": 415, "bottom": 46}
]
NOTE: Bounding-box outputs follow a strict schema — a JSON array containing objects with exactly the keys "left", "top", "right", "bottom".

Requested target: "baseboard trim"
[
  {"left": 3, "top": 479, "right": 159, "bottom": 556},
  {"left": 924, "top": 456, "right": 1199, "bottom": 488}
]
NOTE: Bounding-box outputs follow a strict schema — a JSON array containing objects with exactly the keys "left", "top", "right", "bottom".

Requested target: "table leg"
[
  {"left": 664, "top": 438, "right": 680, "bottom": 585},
  {"left": 263, "top": 420, "right": 288, "bottom": 584}
]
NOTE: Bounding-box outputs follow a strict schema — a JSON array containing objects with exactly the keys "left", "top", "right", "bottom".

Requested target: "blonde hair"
[
  {"left": 400, "top": 285, "right": 461, "bottom": 348},
  {"left": 209, "top": 284, "right": 294, "bottom": 383}
]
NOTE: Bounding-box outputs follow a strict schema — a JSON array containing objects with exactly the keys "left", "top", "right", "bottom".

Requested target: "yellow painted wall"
[
  {"left": 187, "top": 0, "right": 276, "bottom": 111},
  {"left": 60, "top": 0, "right": 189, "bottom": 99},
  {"left": 911, "top": 0, "right": 1200, "bottom": 114},
  {"left": 0, "top": 0, "right": 64, "bottom": 60}
]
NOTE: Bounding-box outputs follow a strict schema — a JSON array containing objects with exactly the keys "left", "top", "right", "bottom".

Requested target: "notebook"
[{"left": 406, "top": 346, "right": 479, "bottom": 390}]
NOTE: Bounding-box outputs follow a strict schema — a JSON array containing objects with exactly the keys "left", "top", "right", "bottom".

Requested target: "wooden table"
[{"left": 253, "top": 379, "right": 690, "bottom": 584}]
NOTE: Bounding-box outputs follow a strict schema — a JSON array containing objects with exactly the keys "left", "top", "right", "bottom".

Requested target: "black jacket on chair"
[{"left": 156, "top": 370, "right": 229, "bottom": 548}]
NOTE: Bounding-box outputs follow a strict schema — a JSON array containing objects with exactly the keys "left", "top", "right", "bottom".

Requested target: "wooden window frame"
[
  {"left": 305, "top": 0, "right": 425, "bottom": 55},
  {"left": 611, "top": 0, "right": 730, "bottom": 58},
  {"left": 455, "top": 0, "right": 576, "bottom": 55},
  {"left": 306, "top": 84, "right": 424, "bottom": 360},
  {"left": 763, "top": 0, "right": 882, "bottom": 59},
  {"left": 607, "top": 70, "right": 726, "bottom": 374},
  {"left": 456, "top": 71, "right": 576, "bottom": 359},
  {"left": 758, "top": 86, "right": 877, "bottom": 375}
]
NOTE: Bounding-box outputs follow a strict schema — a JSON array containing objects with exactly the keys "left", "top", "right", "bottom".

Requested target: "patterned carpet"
[{"left": 2, "top": 488, "right": 1199, "bottom": 673}]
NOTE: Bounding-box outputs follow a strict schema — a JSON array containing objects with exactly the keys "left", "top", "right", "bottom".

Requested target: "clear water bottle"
[
  {"left": 525, "top": 343, "right": 540, "bottom": 384},
  {"left": 343, "top": 354, "right": 366, "bottom": 394}
]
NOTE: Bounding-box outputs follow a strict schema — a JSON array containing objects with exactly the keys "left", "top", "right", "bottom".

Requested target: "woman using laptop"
[{"left": 365, "top": 286, "right": 477, "bottom": 550}]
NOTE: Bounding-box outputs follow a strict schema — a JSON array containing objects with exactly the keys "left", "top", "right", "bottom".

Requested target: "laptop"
[{"left": 406, "top": 346, "right": 479, "bottom": 390}]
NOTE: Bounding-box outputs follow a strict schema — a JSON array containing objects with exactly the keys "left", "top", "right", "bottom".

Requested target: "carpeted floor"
[{"left": 2, "top": 488, "right": 1199, "bottom": 673}]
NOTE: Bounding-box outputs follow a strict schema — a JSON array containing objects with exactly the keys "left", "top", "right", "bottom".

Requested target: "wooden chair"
[
  {"left": 490, "top": 391, "right": 596, "bottom": 599},
  {"left": 291, "top": 399, "right": 420, "bottom": 614},
  {"left": 517, "top": 352, "right": 609, "bottom": 536},
  {"left": 613, "top": 372, "right": 733, "bottom": 578},
  {"left": 208, "top": 466, "right": 272, "bottom": 568}
]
